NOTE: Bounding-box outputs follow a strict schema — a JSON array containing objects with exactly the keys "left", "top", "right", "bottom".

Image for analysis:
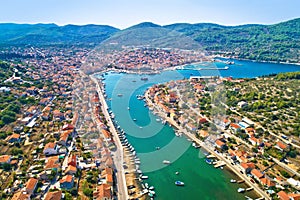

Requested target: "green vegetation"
[
  {"left": 1, "top": 18, "right": 300, "bottom": 62},
  {"left": 225, "top": 73, "right": 300, "bottom": 137}
]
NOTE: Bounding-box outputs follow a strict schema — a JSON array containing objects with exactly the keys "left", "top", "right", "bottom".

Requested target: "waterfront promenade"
[
  {"left": 144, "top": 89, "right": 271, "bottom": 200},
  {"left": 90, "top": 75, "right": 129, "bottom": 200}
]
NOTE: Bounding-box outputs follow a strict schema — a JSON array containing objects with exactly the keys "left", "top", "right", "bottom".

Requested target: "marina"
[{"left": 99, "top": 59, "right": 300, "bottom": 200}]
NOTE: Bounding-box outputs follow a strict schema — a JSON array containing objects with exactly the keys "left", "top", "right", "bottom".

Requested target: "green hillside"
[
  {"left": 163, "top": 18, "right": 300, "bottom": 63},
  {"left": 0, "top": 18, "right": 300, "bottom": 63}
]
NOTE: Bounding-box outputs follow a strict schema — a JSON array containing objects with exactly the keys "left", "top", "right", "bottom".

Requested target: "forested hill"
[
  {"left": 0, "top": 18, "right": 300, "bottom": 63},
  {"left": 163, "top": 18, "right": 300, "bottom": 63},
  {"left": 0, "top": 23, "right": 120, "bottom": 46}
]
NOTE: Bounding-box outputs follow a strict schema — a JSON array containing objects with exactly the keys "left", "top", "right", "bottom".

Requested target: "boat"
[
  {"left": 175, "top": 181, "right": 184, "bottom": 186},
  {"left": 205, "top": 158, "right": 213, "bottom": 165},
  {"left": 141, "top": 77, "right": 148, "bottom": 81},
  {"left": 141, "top": 176, "right": 148, "bottom": 179},
  {"left": 175, "top": 171, "right": 179, "bottom": 175},
  {"left": 237, "top": 188, "right": 245, "bottom": 193},
  {"left": 230, "top": 179, "right": 237, "bottom": 183},
  {"left": 149, "top": 186, "right": 154, "bottom": 190},
  {"left": 156, "top": 146, "right": 160, "bottom": 150},
  {"left": 133, "top": 118, "right": 137, "bottom": 121},
  {"left": 163, "top": 160, "right": 171, "bottom": 164},
  {"left": 127, "top": 107, "right": 130, "bottom": 110},
  {"left": 117, "top": 94, "right": 123, "bottom": 97}
]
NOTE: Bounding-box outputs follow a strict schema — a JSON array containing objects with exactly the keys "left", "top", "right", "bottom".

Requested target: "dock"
[{"left": 214, "top": 161, "right": 226, "bottom": 168}]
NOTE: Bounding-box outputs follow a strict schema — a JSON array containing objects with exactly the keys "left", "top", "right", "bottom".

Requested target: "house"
[
  {"left": 215, "top": 139, "right": 227, "bottom": 151},
  {"left": 6, "top": 133, "right": 21, "bottom": 143},
  {"left": 260, "top": 176, "right": 275, "bottom": 188},
  {"left": 0, "top": 155, "right": 11, "bottom": 164},
  {"left": 230, "top": 123, "right": 241, "bottom": 133},
  {"left": 43, "top": 142, "right": 58, "bottom": 156},
  {"left": 276, "top": 141, "right": 288, "bottom": 151},
  {"left": 65, "top": 165, "right": 77, "bottom": 175},
  {"left": 58, "top": 131, "right": 69, "bottom": 146},
  {"left": 198, "top": 117, "right": 208, "bottom": 124},
  {"left": 251, "top": 169, "right": 264, "bottom": 181},
  {"left": 102, "top": 168, "right": 113, "bottom": 185},
  {"left": 277, "top": 191, "right": 300, "bottom": 200},
  {"left": 248, "top": 136, "right": 260, "bottom": 146},
  {"left": 186, "top": 123, "right": 197, "bottom": 132},
  {"left": 25, "top": 177, "right": 38, "bottom": 195},
  {"left": 68, "top": 154, "right": 77, "bottom": 167},
  {"left": 44, "top": 190, "right": 62, "bottom": 200},
  {"left": 237, "top": 101, "right": 248, "bottom": 108},
  {"left": 240, "top": 162, "right": 255, "bottom": 174},
  {"left": 60, "top": 175, "right": 74, "bottom": 189},
  {"left": 198, "top": 130, "right": 209, "bottom": 138},
  {"left": 45, "top": 156, "right": 61, "bottom": 170},
  {"left": 11, "top": 191, "right": 30, "bottom": 200},
  {"left": 62, "top": 124, "right": 74, "bottom": 131},
  {"left": 53, "top": 110, "right": 65, "bottom": 121},
  {"left": 93, "top": 184, "right": 112, "bottom": 200}
]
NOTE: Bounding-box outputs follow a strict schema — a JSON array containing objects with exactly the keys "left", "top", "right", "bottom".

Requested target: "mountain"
[
  {"left": 0, "top": 18, "right": 299, "bottom": 63},
  {"left": 0, "top": 23, "right": 120, "bottom": 46},
  {"left": 163, "top": 18, "right": 300, "bottom": 63}
]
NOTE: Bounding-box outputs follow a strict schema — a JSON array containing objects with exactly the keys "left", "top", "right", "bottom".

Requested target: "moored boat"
[
  {"left": 175, "top": 181, "right": 184, "bottom": 186},
  {"left": 230, "top": 179, "right": 237, "bottom": 183},
  {"left": 237, "top": 188, "right": 245, "bottom": 193},
  {"left": 163, "top": 160, "right": 171, "bottom": 164}
]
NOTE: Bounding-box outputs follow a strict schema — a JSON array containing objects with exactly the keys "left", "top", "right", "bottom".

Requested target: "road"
[
  {"left": 91, "top": 75, "right": 129, "bottom": 200},
  {"left": 145, "top": 90, "right": 271, "bottom": 200}
]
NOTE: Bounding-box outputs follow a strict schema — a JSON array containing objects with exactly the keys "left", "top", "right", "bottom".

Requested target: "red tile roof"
[
  {"left": 26, "top": 177, "right": 38, "bottom": 190},
  {"left": 251, "top": 169, "right": 264, "bottom": 179},
  {"left": 277, "top": 191, "right": 290, "bottom": 200},
  {"left": 0, "top": 155, "right": 11, "bottom": 163},
  {"left": 60, "top": 175, "right": 73, "bottom": 183},
  {"left": 230, "top": 123, "right": 241, "bottom": 129},
  {"left": 44, "top": 190, "right": 62, "bottom": 200},
  {"left": 277, "top": 141, "right": 287, "bottom": 150}
]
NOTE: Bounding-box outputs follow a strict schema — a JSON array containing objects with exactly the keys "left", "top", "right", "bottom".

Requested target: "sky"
[{"left": 0, "top": 0, "right": 299, "bottom": 29}]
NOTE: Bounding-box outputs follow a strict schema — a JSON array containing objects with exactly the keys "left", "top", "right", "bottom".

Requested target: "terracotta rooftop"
[
  {"left": 26, "top": 177, "right": 38, "bottom": 190},
  {"left": 44, "top": 190, "right": 62, "bottom": 200}
]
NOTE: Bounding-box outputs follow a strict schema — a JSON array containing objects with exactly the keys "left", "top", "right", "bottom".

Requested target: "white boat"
[
  {"left": 149, "top": 186, "right": 154, "bottom": 190},
  {"left": 175, "top": 171, "right": 179, "bottom": 175},
  {"left": 237, "top": 188, "right": 245, "bottom": 193},
  {"left": 230, "top": 179, "right": 236, "bottom": 183},
  {"left": 175, "top": 181, "right": 184, "bottom": 186},
  {"left": 163, "top": 160, "right": 171, "bottom": 164},
  {"left": 141, "top": 176, "right": 148, "bottom": 179}
]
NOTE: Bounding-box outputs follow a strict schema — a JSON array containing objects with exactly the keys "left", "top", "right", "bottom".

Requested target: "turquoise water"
[{"left": 100, "top": 60, "right": 299, "bottom": 200}]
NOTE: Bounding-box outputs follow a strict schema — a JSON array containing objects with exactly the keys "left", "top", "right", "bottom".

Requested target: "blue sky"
[{"left": 0, "top": 0, "right": 299, "bottom": 29}]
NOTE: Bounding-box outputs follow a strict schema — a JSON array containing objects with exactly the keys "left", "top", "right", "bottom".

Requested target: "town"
[{"left": 145, "top": 74, "right": 300, "bottom": 200}]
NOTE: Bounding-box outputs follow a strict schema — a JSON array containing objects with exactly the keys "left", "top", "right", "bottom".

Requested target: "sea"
[{"left": 97, "top": 59, "right": 300, "bottom": 200}]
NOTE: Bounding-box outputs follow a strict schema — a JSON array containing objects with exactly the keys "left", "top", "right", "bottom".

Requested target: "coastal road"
[
  {"left": 145, "top": 90, "right": 271, "bottom": 200},
  {"left": 91, "top": 75, "right": 129, "bottom": 200}
]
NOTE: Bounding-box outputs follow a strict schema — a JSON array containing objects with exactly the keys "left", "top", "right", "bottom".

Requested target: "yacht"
[
  {"left": 230, "top": 179, "right": 237, "bottom": 183},
  {"left": 175, "top": 181, "right": 184, "bottom": 186},
  {"left": 163, "top": 160, "right": 171, "bottom": 164},
  {"left": 237, "top": 188, "right": 245, "bottom": 193}
]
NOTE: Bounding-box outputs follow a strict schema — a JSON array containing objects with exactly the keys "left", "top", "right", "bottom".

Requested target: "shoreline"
[
  {"left": 214, "top": 55, "right": 300, "bottom": 66},
  {"left": 143, "top": 88, "right": 271, "bottom": 200}
]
